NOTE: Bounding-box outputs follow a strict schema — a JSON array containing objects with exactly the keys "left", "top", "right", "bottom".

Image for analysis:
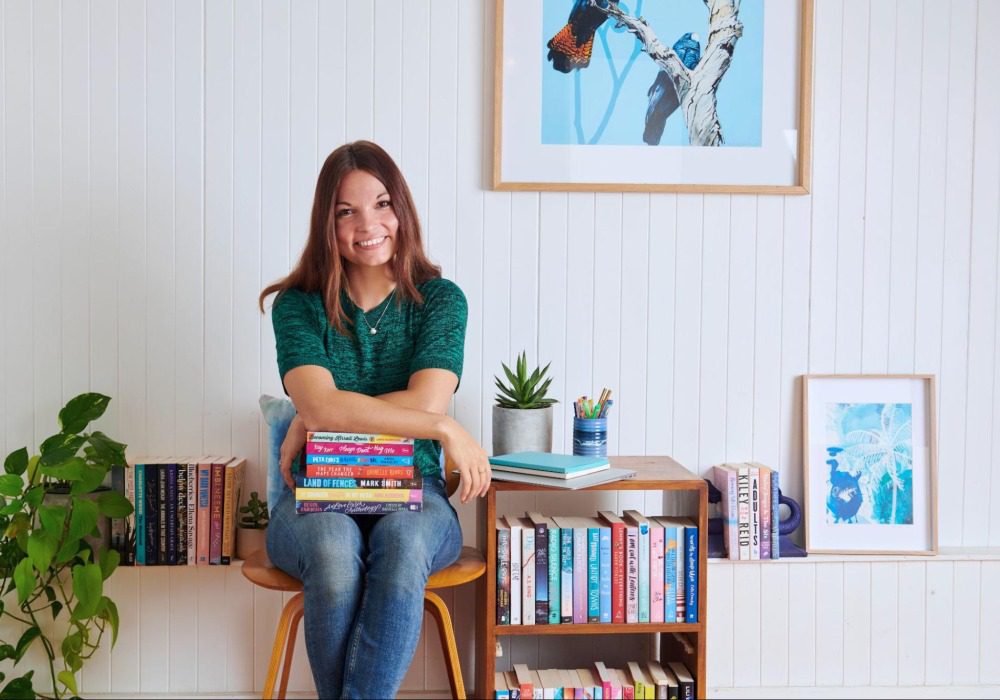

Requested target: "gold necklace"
[{"left": 353, "top": 290, "right": 394, "bottom": 335}]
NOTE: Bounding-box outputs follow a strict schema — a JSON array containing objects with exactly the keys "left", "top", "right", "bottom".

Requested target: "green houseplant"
[
  {"left": 492, "top": 351, "right": 558, "bottom": 455},
  {"left": 235, "top": 491, "right": 268, "bottom": 561},
  {"left": 0, "top": 393, "right": 133, "bottom": 699}
]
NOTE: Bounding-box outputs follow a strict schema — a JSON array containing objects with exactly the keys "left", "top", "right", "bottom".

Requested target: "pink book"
[
  {"left": 650, "top": 523, "right": 665, "bottom": 623},
  {"left": 196, "top": 460, "right": 212, "bottom": 565},
  {"left": 625, "top": 525, "right": 639, "bottom": 623},
  {"left": 306, "top": 441, "right": 413, "bottom": 457}
]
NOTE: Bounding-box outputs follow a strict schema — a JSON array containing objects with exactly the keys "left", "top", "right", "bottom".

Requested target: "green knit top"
[{"left": 271, "top": 277, "right": 467, "bottom": 480}]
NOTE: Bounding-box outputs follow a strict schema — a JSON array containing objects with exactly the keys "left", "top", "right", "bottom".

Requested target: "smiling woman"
[{"left": 256, "top": 140, "right": 490, "bottom": 700}]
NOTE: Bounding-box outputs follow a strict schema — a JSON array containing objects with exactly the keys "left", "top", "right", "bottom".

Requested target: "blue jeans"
[{"left": 266, "top": 476, "right": 463, "bottom": 699}]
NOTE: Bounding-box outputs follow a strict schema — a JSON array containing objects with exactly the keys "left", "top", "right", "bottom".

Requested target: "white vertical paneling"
[
  {"left": 61, "top": 0, "right": 90, "bottom": 401},
  {"left": 564, "top": 192, "right": 596, "bottom": 442},
  {"left": 592, "top": 193, "right": 623, "bottom": 452},
  {"left": 965, "top": 0, "right": 1000, "bottom": 547},
  {"left": 197, "top": 566, "right": 229, "bottom": 689},
  {"left": 288, "top": 0, "right": 318, "bottom": 260},
  {"left": 981, "top": 562, "right": 1000, "bottom": 684},
  {"left": 427, "top": 0, "right": 459, "bottom": 274},
  {"left": 253, "top": 587, "right": 283, "bottom": 692},
  {"left": 886, "top": 2, "right": 921, "bottom": 373},
  {"left": 144, "top": 0, "right": 176, "bottom": 456},
  {"left": 842, "top": 563, "right": 871, "bottom": 686},
  {"left": 225, "top": 566, "right": 255, "bottom": 692},
  {"left": 233, "top": 0, "right": 263, "bottom": 499},
  {"left": 644, "top": 194, "right": 676, "bottom": 456},
  {"left": 859, "top": 0, "right": 895, "bottom": 374},
  {"left": 833, "top": 0, "right": 868, "bottom": 373},
  {"left": 938, "top": 0, "right": 977, "bottom": 547},
  {"left": 759, "top": 563, "right": 789, "bottom": 687},
  {"left": 672, "top": 196, "right": 703, "bottom": 468},
  {"left": 726, "top": 195, "right": 755, "bottom": 461},
  {"left": 168, "top": 567, "right": 199, "bottom": 694},
  {"left": 699, "top": 196, "right": 729, "bottom": 470},
  {"left": 897, "top": 561, "right": 926, "bottom": 685},
  {"left": 707, "top": 563, "right": 734, "bottom": 689},
  {"left": 787, "top": 552, "right": 817, "bottom": 686},
  {"left": 870, "top": 562, "right": 898, "bottom": 686},
  {"left": 344, "top": 1, "right": 374, "bottom": 142},
  {"left": 0, "top": 0, "right": 6, "bottom": 462},
  {"left": 807, "top": 0, "right": 842, "bottom": 374},
  {"left": 912, "top": 0, "right": 948, "bottom": 376},
  {"left": 175, "top": 0, "right": 204, "bottom": 455},
  {"left": 509, "top": 192, "right": 539, "bottom": 364},
  {"left": 539, "top": 193, "right": 569, "bottom": 453},
  {"left": 108, "top": 568, "right": 141, "bottom": 693},
  {"left": 752, "top": 197, "right": 782, "bottom": 466},
  {"left": 952, "top": 561, "right": 981, "bottom": 684},
  {"left": 481, "top": 191, "right": 511, "bottom": 453},
  {"left": 317, "top": 0, "right": 346, "bottom": 156},
  {"left": 924, "top": 561, "right": 954, "bottom": 685},
  {"left": 619, "top": 193, "right": 651, "bottom": 456},
  {"left": 138, "top": 568, "right": 170, "bottom": 692},
  {"left": 731, "top": 565, "right": 761, "bottom": 687},
  {"left": 372, "top": 0, "right": 402, "bottom": 161},
  {"left": 814, "top": 563, "right": 844, "bottom": 686},
  {"left": 399, "top": 0, "right": 429, "bottom": 218},
  {"left": 117, "top": 0, "right": 148, "bottom": 480}
]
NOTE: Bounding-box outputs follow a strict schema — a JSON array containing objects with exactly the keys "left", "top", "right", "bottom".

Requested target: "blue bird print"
[
  {"left": 642, "top": 32, "right": 701, "bottom": 145},
  {"left": 826, "top": 447, "right": 863, "bottom": 523},
  {"left": 547, "top": 0, "right": 616, "bottom": 73}
]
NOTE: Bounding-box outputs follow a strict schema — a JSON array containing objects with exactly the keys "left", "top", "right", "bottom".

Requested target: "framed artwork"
[
  {"left": 493, "top": 0, "right": 814, "bottom": 193},
  {"left": 801, "top": 375, "right": 938, "bottom": 555}
]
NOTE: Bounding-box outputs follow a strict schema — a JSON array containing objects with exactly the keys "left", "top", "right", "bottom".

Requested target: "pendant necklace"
[{"left": 355, "top": 290, "right": 394, "bottom": 335}]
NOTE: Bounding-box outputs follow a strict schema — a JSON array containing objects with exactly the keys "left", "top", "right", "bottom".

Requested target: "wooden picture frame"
[
  {"left": 493, "top": 0, "right": 814, "bottom": 193},
  {"left": 801, "top": 375, "right": 938, "bottom": 555}
]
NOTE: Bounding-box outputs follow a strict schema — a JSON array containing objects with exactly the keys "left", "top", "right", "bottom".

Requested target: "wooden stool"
[{"left": 242, "top": 468, "right": 485, "bottom": 699}]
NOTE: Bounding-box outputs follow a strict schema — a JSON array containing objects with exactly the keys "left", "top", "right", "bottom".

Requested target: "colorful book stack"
[
  {"left": 710, "top": 462, "right": 781, "bottom": 560},
  {"left": 495, "top": 510, "right": 698, "bottom": 627},
  {"left": 494, "top": 660, "right": 696, "bottom": 700},
  {"left": 117, "top": 456, "right": 247, "bottom": 566},
  {"left": 295, "top": 431, "right": 421, "bottom": 514}
]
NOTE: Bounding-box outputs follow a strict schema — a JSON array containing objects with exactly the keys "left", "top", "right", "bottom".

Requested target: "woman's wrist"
[{"left": 433, "top": 414, "right": 457, "bottom": 444}]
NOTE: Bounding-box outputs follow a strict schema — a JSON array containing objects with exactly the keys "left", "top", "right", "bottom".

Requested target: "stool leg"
[
  {"left": 424, "top": 590, "right": 465, "bottom": 700},
  {"left": 277, "top": 594, "right": 304, "bottom": 699},
  {"left": 263, "top": 592, "right": 304, "bottom": 700}
]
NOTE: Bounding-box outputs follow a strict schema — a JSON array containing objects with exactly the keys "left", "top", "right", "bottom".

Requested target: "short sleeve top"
[{"left": 271, "top": 277, "right": 467, "bottom": 479}]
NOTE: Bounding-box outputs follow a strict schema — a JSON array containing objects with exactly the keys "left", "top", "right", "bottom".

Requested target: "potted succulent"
[
  {"left": 0, "top": 392, "right": 133, "bottom": 699},
  {"left": 236, "top": 491, "right": 268, "bottom": 561},
  {"left": 492, "top": 351, "right": 558, "bottom": 455}
]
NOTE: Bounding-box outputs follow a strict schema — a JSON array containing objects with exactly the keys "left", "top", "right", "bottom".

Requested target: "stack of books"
[
  {"left": 710, "top": 462, "right": 781, "bottom": 560},
  {"left": 295, "top": 431, "right": 422, "bottom": 514},
  {"left": 488, "top": 451, "right": 636, "bottom": 489},
  {"left": 496, "top": 660, "right": 696, "bottom": 700}
]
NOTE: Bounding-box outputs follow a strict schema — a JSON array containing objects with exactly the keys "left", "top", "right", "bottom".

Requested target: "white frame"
[{"left": 801, "top": 374, "right": 938, "bottom": 555}]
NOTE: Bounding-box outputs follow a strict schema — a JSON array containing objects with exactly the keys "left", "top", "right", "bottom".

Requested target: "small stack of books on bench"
[
  {"left": 294, "top": 431, "right": 422, "bottom": 514},
  {"left": 710, "top": 462, "right": 780, "bottom": 559},
  {"left": 488, "top": 451, "right": 636, "bottom": 489}
]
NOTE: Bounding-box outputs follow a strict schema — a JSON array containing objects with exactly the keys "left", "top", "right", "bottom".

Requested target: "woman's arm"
[{"left": 283, "top": 365, "right": 490, "bottom": 502}]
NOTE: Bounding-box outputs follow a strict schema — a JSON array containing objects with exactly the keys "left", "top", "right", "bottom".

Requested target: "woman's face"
[{"left": 333, "top": 169, "right": 399, "bottom": 271}]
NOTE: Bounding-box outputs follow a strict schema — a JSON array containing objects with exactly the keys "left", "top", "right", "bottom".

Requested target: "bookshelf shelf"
[{"left": 475, "top": 455, "right": 708, "bottom": 699}]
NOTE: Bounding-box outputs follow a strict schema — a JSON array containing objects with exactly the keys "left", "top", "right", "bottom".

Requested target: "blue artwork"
[
  {"left": 541, "top": 0, "right": 764, "bottom": 147},
  {"left": 824, "top": 403, "right": 914, "bottom": 526}
]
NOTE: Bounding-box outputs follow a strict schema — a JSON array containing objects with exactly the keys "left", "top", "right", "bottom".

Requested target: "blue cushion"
[{"left": 259, "top": 394, "right": 297, "bottom": 515}]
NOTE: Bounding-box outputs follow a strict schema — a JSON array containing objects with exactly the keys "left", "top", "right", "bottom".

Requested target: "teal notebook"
[{"left": 489, "top": 451, "right": 610, "bottom": 478}]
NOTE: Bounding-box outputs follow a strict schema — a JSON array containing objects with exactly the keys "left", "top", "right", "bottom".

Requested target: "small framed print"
[{"left": 802, "top": 375, "right": 938, "bottom": 555}]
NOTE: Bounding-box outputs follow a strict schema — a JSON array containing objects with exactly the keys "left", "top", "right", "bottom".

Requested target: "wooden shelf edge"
[{"left": 495, "top": 622, "right": 702, "bottom": 636}]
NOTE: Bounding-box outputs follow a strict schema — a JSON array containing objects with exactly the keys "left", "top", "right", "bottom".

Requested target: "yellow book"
[
  {"left": 221, "top": 457, "right": 246, "bottom": 565},
  {"left": 295, "top": 487, "right": 421, "bottom": 503}
]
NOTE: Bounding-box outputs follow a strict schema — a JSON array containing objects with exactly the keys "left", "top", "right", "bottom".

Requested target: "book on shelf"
[
  {"left": 550, "top": 516, "right": 589, "bottom": 624},
  {"left": 306, "top": 431, "right": 412, "bottom": 444},
  {"left": 304, "top": 453, "right": 413, "bottom": 466},
  {"left": 526, "top": 512, "right": 550, "bottom": 625},
  {"left": 614, "top": 668, "right": 636, "bottom": 700},
  {"left": 306, "top": 440, "right": 413, "bottom": 456},
  {"left": 667, "top": 662, "right": 695, "bottom": 700},
  {"left": 518, "top": 516, "right": 536, "bottom": 626},
  {"left": 626, "top": 661, "right": 653, "bottom": 700},
  {"left": 622, "top": 510, "right": 651, "bottom": 623},
  {"left": 757, "top": 463, "right": 772, "bottom": 559},
  {"left": 489, "top": 451, "right": 610, "bottom": 479},
  {"left": 196, "top": 459, "right": 212, "bottom": 564},
  {"left": 577, "top": 667, "right": 600, "bottom": 698},
  {"left": 303, "top": 463, "right": 415, "bottom": 479},
  {"left": 221, "top": 457, "right": 247, "bottom": 565},
  {"left": 502, "top": 671, "right": 520, "bottom": 700},
  {"left": 175, "top": 462, "right": 187, "bottom": 565},
  {"left": 493, "top": 672, "right": 509, "bottom": 700},
  {"left": 496, "top": 517, "right": 511, "bottom": 625},
  {"left": 750, "top": 460, "right": 781, "bottom": 559},
  {"left": 185, "top": 461, "right": 197, "bottom": 565},
  {"left": 718, "top": 462, "right": 752, "bottom": 559},
  {"left": 535, "top": 669, "right": 562, "bottom": 698},
  {"left": 749, "top": 463, "right": 761, "bottom": 559},
  {"left": 209, "top": 460, "right": 226, "bottom": 565},
  {"left": 504, "top": 514, "right": 523, "bottom": 625},
  {"left": 513, "top": 663, "right": 534, "bottom": 699},
  {"left": 649, "top": 518, "right": 666, "bottom": 624},
  {"left": 710, "top": 465, "right": 739, "bottom": 560},
  {"left": 597, "top": 511, "right": 627, "bottom": 624},
  {"left": 647, "top": 660, "right": 679, "bottom": 700},
  {"left": 489, "top": 465, "right": 637, "bottom": 490}
]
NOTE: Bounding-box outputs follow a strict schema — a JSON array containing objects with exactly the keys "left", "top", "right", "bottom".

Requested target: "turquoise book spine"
[
  {"left": 587, "top": 528, "right": 600, "bottom": 622},
  {"left": 637, "top": 521, "right": 650, "bottom": 623},
  {"left": 548, "top": 526, "right": 561, "bottom": 624},
  {"left": 598, "top": 526, "right": 612, "bottom": 623}
]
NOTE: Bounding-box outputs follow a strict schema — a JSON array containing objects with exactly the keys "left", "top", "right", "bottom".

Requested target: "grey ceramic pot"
[{"left": 492, "top": 405, "right": 554, "bottom": 456}]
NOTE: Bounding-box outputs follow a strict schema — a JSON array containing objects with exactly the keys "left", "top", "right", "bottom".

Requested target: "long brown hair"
[{"left": 258, "top": 140, "right": 441, "bottom": 334}]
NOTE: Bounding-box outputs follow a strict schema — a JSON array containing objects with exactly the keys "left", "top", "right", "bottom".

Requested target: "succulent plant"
[
  {"left": 494, "top": 351, "right": 558, "bottom": 410},
  {"left": 238, "top": 491, "right": 269, "bottom": 530}
]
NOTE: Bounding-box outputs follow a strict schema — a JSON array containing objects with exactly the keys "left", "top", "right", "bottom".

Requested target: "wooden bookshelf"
[{"left": 475, "top": 455, "right": 708, "bottom": 698}]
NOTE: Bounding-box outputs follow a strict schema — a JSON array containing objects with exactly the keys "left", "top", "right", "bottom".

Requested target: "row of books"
[
  {"left": 294, "top": 431, "right": 423, "bottom": 514},
  {"left": 496, "top": 660, "right": 695, "bottom": 700},
  {"left": 710, "top": 462, "right": 780, "bottom": 560},
  {"left": 496, "top": 510, "right": 699, "bottom": 626},
  {"left": 111, "top": 456, "right": 246, "bottom": 566}
]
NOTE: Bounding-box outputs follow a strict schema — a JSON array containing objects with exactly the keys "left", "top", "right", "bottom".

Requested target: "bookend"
[
  {"left": 777, "top": 489, "right": 807, "bottom": 557},
  {"left": 703, "top": 478, "right": 727, "bottom": 558}
]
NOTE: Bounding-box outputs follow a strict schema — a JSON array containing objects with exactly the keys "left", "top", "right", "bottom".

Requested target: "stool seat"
[{"left": 241, "top": 546, "right": 485, "bottom": 591}]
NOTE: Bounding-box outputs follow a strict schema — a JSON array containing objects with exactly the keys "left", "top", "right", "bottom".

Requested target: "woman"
[{"left": 258, "top": 140, "right": 490, "bottom": 699}]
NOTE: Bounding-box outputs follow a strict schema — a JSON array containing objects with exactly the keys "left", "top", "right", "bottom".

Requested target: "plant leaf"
[
  {"left": 27, "top": 531, "right": 58, "bottom": 573},
  {"left": 38, "top": 504, "right": 67, "bottom": 534},
  {"left": 58, "top": 392, "right": 111, "bottom": 434},
  {"left": 70, "top": 463, "right": 108, "bottom": 495},
  {"left": 56, "top": 670, "right": 78, "bottom": 697},
  {"left": 3, "top": 449, "right": 28, "bottom": 476},
  {"left": 99, "top": 548, "right": 120, "bottom": 580},
  {"left": 96, "top": 491, "right": 133, "bottom": 518},
  {"left": 70, "top": 563, "right": 103, "bottom": 620},
  {"left": 39, "top": 433, "right": 87, "bottom": 466},
  {"left": 86, "top": 431, "right": 127, "bottom": 467},
  {"left": 39, "top": 457, "right": 86, "bottom": 482},
  {"left": 67, "top": 498, "right": 99, "bottom": 543},
  {"left": 13, "top": 559, "right": 35, "bottom": 606},
  {"left": 0, "top": 645, "right": 14, "bottom": 662},
  {"left": 22, "top": 486, "right": 44, "bottom": 509},
  {"left": 13, "top": 628, "right": 40, "bottom": 663},
  {"left": 3, "top": 513, "right": 30, "bottom": 540},
  {"left": 100, "top": 597, "right": 120, "bottom": 646},
  {"left": 0, "top": 475, "right": 24, "bottom": 498},
  {"left": 0, "top": 671, "right": 35, "bottom": 699},
  {"left": 50, "top": 601, "right": 63, "bottom": 620}
]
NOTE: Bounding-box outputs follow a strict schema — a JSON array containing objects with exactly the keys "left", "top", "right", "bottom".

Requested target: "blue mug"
[{"left": 572, "top": 417, "right": 608, "bottom": 457}]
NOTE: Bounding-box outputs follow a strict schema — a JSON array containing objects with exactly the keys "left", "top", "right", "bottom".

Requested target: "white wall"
[{"left": 2, "top": 0, "right": 999, "bottom": 697}]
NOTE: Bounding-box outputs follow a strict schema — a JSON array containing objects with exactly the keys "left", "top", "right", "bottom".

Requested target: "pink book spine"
[
  {"left": 306, "top": 441, "right": 414, "bottom": 456},
  {"left": 573, "top": 527, "right": 587, "bottom": 624},
  {"left": 650, "top": 526, "right": 665, "bottom": 623},
  {"left": 625, "top": 527, "right": 639, "bottom": 623}
]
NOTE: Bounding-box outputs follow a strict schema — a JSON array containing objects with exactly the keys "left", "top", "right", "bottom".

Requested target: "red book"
[
  {"left": 598, "top": 510, "right": 626, "bottom": 624},
  {"left": 306, "top": 441, "right": 414, "bottom": 457},
  {"left": 303, "top": 464, "right": 415, "bottom": 480},
  {"left": 209, "top": 461, "right": 225, "bottom": 564}
]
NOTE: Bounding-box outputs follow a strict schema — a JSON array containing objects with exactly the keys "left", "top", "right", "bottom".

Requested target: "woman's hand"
[
  {"left": 280, "top": 414, "right": 307, "bottom": 490},
  {"left": 440, "top": 417, "right": 491, "bottom": 504}
]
